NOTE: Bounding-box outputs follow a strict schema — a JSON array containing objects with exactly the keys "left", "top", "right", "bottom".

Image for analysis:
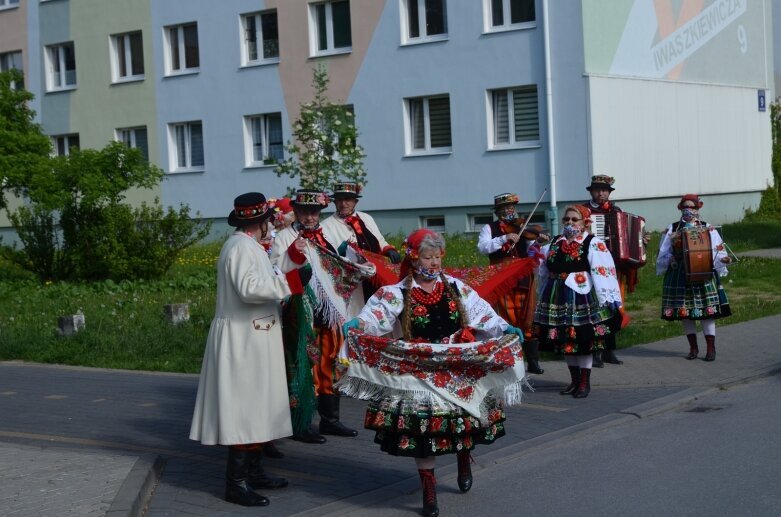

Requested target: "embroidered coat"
[
  {"left": 190, "top": 232, "right": 296, "bottom": 445},
  {"left": 321, "top": 211, "right": 393, "bottom": 254}
]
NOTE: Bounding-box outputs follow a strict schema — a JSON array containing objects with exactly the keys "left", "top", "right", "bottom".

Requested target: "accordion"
[{"left": 591, "top": 212, "right": 647, "bottom": 268}]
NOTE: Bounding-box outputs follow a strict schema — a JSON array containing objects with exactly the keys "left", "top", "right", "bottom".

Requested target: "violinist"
[{"left": 478, "top": 192, "right": 549, "bottom": 374}]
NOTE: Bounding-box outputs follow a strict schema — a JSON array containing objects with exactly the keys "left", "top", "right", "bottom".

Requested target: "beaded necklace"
[{"left": 411, "top": 281, "right": 444, "bottom": 305}]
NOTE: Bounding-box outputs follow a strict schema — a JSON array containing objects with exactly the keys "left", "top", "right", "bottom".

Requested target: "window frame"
[
  {"left": 163, "top": 22, "right": 200, "bottom": 77},
  {"left": 467, "top": 213, "right": 494, "bottom": 233},
  {"left": 403, "top": 94, "right": 452, "bottom": 156},
  {"left": 420, "top": 215, "right": 446, "bottom": 233},
  {"left": 115, "top": 126, "right": 149, "bottom": 162},
  {"left": 0, "top": 0, "right": 19, "bottom": 11},
  {"left": 486, "top": 85, "right": 540, "bottom": 151},
  {"left": 243, "top": 113, "right": 284, "bottom": 168},
  {"left": 483, "top": 0, "right": 536, "bottom": 34},
  {"left": 240, "top": 10, "right": 280, "bottom": 67},
  {"left": 308, "top": 1, "right": 352, "bottom": 57},
  {"left": 110, "top": 31, "right": 145, "bottom": 84},
  {"left": 168, "top": 121, "right": 205, "bottom": 173},
  {"left": 400, "top": 0, "right": 449, "bottom": 46},
  {"left": 0, "top": 50, "right": 24, "bottom": 90},
  {"left": 51, "top": 134, "right": 80, "bottom": 157},
  {"left": 44, "top": 42, "right": 77, "bottom": 92}
]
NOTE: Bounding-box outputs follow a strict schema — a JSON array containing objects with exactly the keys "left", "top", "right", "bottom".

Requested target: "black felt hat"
[{"left": 227, "top": 192, "right": 274, "bottom": 227}]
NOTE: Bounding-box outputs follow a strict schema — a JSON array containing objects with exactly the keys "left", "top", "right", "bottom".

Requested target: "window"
[
  {"left": 116, "top": 127, "right": 149, "bottom": 161},
  {"left": 405, "top": 95, "right": 452, "bottom": 154},
  {"left": 169, "top": 121, "right": 204, "bottom": 172},
  {"left": 244, "top": 113, "right": 283, "bottom": 167},
  {"left": 110, "top": 32, "right": 144, "bottom": 82},
  {"left": 52, "top": 134, "right": 80, "bottom": 157},
  {"left": 0, "top": 0, "right": 19, "bottom": 10},
  {"left": 0, "top": 50, "right": 23, "bottom": 90},
  {"left": 164, "top": 23, "right": 199, "bottom": 75},
  {"left": 488, "top": 85, "right": 539, "bottom": 148},
  {"left": 401, "top": 0, "right": 448, "bottom": 44},
  {"left": 421, "top": 216, "right": 445, "bottom": 232},
  {"left": 486, "top": 0, "right": 535, "bottom": 31},
  {"left": 45, "top": 43, "right": 76, "bottom": 91},
  {"left": 241, "top": 10, "right": 279, "bottom": 66},
  {"left": 468, "top": 214, "right": 494, "bottom": 232},
  {"left": 309, "top": 1, "right": 352, "bottom": 56}
]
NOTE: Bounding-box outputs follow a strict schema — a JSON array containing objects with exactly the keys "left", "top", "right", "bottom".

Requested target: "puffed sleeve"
[
  {"left": 710, "top": 227, "right": 729, "bottom": 277},
  {"left": 587, "top": 237, "right": 622, "bottom": 306},
  {"left": 357, "top": 285, "right": 405, "bottom": 336},
  {"left": 477, "top": 223, "right": 507, "bottom": 255},
  {"left": 656, "top": 224, "right": 675, "bottom": 275}
]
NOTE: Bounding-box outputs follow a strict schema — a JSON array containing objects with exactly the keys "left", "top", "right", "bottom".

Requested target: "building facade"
[{"left": 1, "top": 0, "right": 774, "bottom": 239}]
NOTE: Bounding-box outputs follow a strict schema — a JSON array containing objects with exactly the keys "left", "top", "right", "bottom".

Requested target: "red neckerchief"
[
  {"left": 344, "top": 214, "right": 364, "bottom": 236},
  {"left": 300, "top": 227, "right": 329, "bottom": 249},
  {"left": 601, "top": 202, "right": 611, "bottom": 210}
]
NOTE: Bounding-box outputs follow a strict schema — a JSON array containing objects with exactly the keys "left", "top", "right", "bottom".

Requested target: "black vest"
[{"left": 488, "top": 220, "right": 529, "bottom": 265}]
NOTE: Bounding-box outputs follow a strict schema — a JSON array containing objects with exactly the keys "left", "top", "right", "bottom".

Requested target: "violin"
[{"left": 502, "top": 218, "right": 550, "bottom": 245}]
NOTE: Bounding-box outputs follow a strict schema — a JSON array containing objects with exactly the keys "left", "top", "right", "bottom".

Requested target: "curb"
[{"left": 106, "top": 454, "right": 166, "bottom": 517}]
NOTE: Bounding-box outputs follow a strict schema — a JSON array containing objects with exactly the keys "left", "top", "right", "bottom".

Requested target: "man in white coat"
[{"left": 190, "top": 192, "right": 310, "bottom": 507}]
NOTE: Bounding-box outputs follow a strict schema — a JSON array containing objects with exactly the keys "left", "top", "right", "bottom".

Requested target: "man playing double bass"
[{"left": 477, "top": 192, "right": 548, "bottom": 374}]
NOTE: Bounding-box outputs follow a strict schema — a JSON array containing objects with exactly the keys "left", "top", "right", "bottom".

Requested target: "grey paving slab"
[{"left": 0, "top": 314, "right": 779, "bottom": 516}]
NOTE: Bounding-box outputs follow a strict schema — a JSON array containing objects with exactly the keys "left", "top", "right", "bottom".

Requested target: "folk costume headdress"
[
  {"left": 399, "top": 228, "right": 444, "bottom": 279},
  {"left": 564, "top": 204, "right": 593, "bottom": 227},
  {"left": 291, "top": 188, "right": 330, "bottom": 209},
  {"left": 677, "top": 193, "right": 703, "bottom": 209},
  {"left": 227, "top": 192, "right": 274, "bottom": 227},
  {"left": 586, "top": 174, "right": 616, "bottom": 192},
  {"left": 332, "top": 182, "right": 363, "bottom": 199},
  {"left": 493, "top": 193, "right": 519, "bottom": 210}
]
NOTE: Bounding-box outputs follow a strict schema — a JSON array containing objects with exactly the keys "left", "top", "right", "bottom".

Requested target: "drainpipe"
[{"left": 542, "top": 0, "right": 558, "bottom": 234}]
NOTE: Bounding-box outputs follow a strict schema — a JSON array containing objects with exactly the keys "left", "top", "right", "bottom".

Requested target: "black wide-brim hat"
[
  {"left": 332, "top": 182, "right": 362, "bottom": 199},
  {"left": 291, "top": 189, "right": 330, "bottom": 209},
  {"left": 227, "top": 192, "right": 274, "bottom": 227},
  {"left": 586, "top": 174, "right": 616, "bottom": 192}
]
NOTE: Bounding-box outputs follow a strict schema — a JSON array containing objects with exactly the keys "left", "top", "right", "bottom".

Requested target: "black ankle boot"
[
  {"left": 573, "top": 368, "right": 592, "bottom": 399},
  {"left": 318, "top": 394, "right": 358, "bottom": 437},
  {"left": 704, "top": 335, "right": 716, "bottom": 361},
  {"left": 290, "top": 428, "right": 327, "bottom": 444},
  {"left": 225, "top": 447, "right": 269, "bottom": 507},
  {"left": 686, "top": 333, "right": 699, "bottom": 360},
  {"left": 592, "top": 350, "right": 604, "bottom": 368},
  {"left": 456, "top": 450, "right": 473, "bottom": 492},
  {"left": 603, "top": 349, "right": 623, "bottom": 365},
  {"left": 560, "top": 366, "right": 580, "bottom": 395},
  {"left": 525, "top": 339, "right": 544, "bottom": 374},
  {"left": 247, "top": 449, "right": 288, "bottom": 490},
  {"left": 418, "top": 469, "right": 439, "bottom": 517}
]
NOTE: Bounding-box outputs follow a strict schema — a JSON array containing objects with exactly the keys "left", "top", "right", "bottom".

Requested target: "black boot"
[
  {"left": 225, "top": 447, "right": 269, "bottom": 507},
  {"left": 456, "top": 450, "right": 473, "bottom": 493},
  {"left": 592, "top": 349, "right": 604, "bottom": 368},
  {"left": 603, "top": 335, "right": 623, "bottom": 364},
  {"left": 704, "top": 335, "right": 716, "bottom": 361},
  {"left": 263, "top": 440, "right": 284, "bottom": 459},
  {"left": 290, "top": 427, "right": 327, "bottom": 444},
  {"left": 418, "top": 469, "right": 439, "bottom": 517},
  {"left": 573, "top": 368, "right": 591, "bottom": 399},
  {"left": 524, "top": 339, "right": 544, "bottom": 375},
  {"left": 318, "top": 394, "right": 358, "bottom": 437},
  {"left": 248, "top": 449, "right": 288, "bottom": 490},
  {"left": 560, "top": 366, "right": 580, "bottom": 395},
  {"left": 686, "top": 333, "right": 699, "bottom": 360}
]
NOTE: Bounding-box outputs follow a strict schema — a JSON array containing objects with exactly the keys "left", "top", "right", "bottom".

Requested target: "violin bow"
[{"left": 509, "top": 188, "right": 548, "bottom": 251}]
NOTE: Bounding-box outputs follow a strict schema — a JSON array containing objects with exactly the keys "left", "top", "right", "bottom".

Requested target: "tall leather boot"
[
  {"left": 456, "top": 449, "right": 473, "bottom": 493},
  {"left": 525, "top": 339, "right": 544, "bottom": 374},
  {"left": 592, "top": 349, "right": 604, "bottom": 368},
  {"left": 573, "top": 368, "right": 591, "bottom": 398},
  {"left": 560, "top": 366, "right": 580, "bottom": 395},
  {"left": 603, "top": 334, "right": 623, "bottom": 365},
  {"left": 247, "top": 449, "right": 288, "bottom": 490},
  {"left": 318, "top": 394, "right": 358, "bottom": 437},
  {"left": 686, "top": 333, "right": 699, "bottom": 360},
  {"left": 225, "top": 447, "right": 269, "bottom": 507},
  {"left": 418, "top": 469, "right": 439, "bottom": 517},
  {"left": 704, "top": 335, "right": 716, "bottom": 361}
]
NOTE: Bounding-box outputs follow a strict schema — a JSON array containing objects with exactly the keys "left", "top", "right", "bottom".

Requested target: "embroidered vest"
[
  {"left": 488, "top": 220, "right": 528, "bottom": 265},
  {"left": 401, "top": 282, "right": 462, "bottom": 342},
  {"left": 547, "top": 234, "right": 594, "bottom": 274}
]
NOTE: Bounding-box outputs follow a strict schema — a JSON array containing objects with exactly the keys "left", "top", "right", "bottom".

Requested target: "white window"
[
  {"left": 244, "top": 113, "right": 284, "bottom": 167},
  {"left": 241, "top": 10, "right": 279, "bottom": 66},
  {"left": 0, "top": 0, "right": 19, "bottom": 10},
  {"left": 401, "top": 0, "right": 448, "bottom": 44},
  {"left": 485, "top": 0, "right": 535, "bottom": 32},
  {"left": 45, "top": 42, "right": 76, "bottom": 91},
  {"left": 110, "top": 31, "right": 144, "bottom": 83},
  {"left": 421, "top": 216, "right": 445, "bottom": 232},
  {"left": 404, "top": 95, "right": 452, "bottom": 155},
  {"left": 309, "top": 1, "right": 352, "bottom": 56},
  {"left": 169, "top": 121, "right": 204, "bottom": 172},
  {"left": 468, "top": 214, "right": 494, "bottom": 233},
  {"left": 52, "top": 134, "right": 80, "bottom": 157},
  {"left": 164, "top": 23, "right": 199, "bottom": 75},
  {"left": 0, "top": 50, "right": 23, "bottom": 90},
  {"left": 488, "top": 85, "right": 539, "bottom": 149},
  {"left": 116, "top": 127, "right": 149, "bottom": 161}
]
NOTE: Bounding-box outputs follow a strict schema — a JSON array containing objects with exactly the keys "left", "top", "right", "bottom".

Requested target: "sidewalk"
[{"left": 1, "top": 314, "right": 780, "bottom": 516}]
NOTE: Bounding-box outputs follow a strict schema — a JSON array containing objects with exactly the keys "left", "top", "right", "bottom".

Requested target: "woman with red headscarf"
[
  {"left": 340, "top": 229, "right": 527, "bottom": 517},
  {"left": 657, "top": 194, "right": 731, "bottom": 361},
  {"left": 533, "top": 205, "right": 623, "bottom": 399}
]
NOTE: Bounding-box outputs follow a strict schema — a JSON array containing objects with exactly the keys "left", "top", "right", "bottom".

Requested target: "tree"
[
  {"left": 0, "top": 69, "right": 52, "bottom": 212},
  {"left": 275, "top": 64, "right": 367, "bottom": 191},
  {"left": 745, "top": 100, "right": 781, "bottom": 221}
]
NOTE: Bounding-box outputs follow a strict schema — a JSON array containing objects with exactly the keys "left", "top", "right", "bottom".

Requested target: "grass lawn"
[{"left": 1, "top": 222, "right": 780, "bottom": 372}]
